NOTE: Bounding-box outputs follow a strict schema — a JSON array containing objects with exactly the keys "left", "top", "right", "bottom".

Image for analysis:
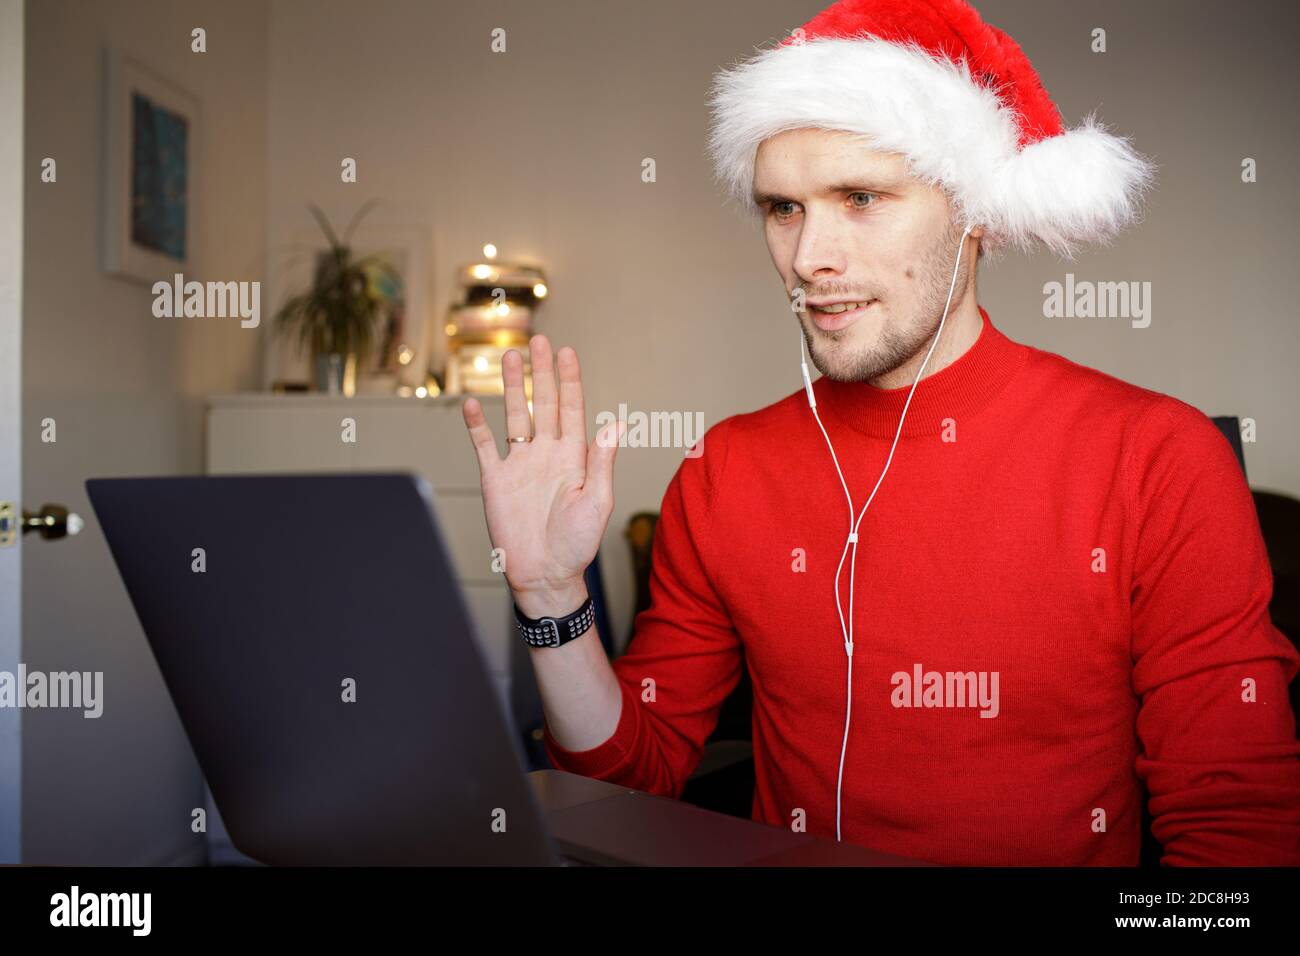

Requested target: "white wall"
[
  {"left": 265, "top": 0, "right": 1300, "bottom": 653},
  {"left": 22, "top": 0, "right": 269, "bottom": 864}
]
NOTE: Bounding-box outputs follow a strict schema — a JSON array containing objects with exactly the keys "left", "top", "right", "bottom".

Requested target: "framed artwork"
[
  {"left": 278, "top": 223, "right": 436, "bottom": 391},
  {"left": 101, "top": 50, "right": 201, "bottom": 283}
]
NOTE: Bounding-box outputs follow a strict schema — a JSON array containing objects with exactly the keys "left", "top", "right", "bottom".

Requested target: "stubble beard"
[{"left": 801, "top": 218, "right": 970, "bottom": 385}]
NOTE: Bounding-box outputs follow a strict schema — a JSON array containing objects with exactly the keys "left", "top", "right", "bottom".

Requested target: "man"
[{"left": 461, "top": 0, "right": 1300, "bottom": 865}]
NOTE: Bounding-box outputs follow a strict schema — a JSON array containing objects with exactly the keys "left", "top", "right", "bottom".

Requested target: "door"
[{"left": 0, "top": 0, "right": 24, "bottom": 865}]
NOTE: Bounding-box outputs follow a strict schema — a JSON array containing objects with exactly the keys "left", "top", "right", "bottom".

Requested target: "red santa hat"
[{"left": 707, "top": 0, "right": 1158, "bottom": 260}]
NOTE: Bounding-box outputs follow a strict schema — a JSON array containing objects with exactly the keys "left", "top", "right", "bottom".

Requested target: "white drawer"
[
  {"left": 206, "top": 396, "right": 507, "bottom": 491},
  {"left": 208, "top": 406, "right": 357, "bottom": 472},
  {"left": 430, "top": 491, "right": 499, "bottom": 584},
  {"left": 346, "top": 406, "right": 438, "bottom": 473},
  {"left": 348, "top": 401, "right": 505, "bottom": 493},
  {"left": 424, "top": 402, "right": 504, "bottom": 492},
  {"left": 461, "top": 583, "right": 513, "bottom": 676}
]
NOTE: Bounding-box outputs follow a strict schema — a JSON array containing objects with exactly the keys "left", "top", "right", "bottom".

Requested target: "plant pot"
[{"left": 313, "top": 352, "right": 358, "bottom": 396}]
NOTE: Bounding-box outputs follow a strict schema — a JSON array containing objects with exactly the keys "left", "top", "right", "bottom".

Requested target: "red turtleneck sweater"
[{"left": 542, "top": 306, "right": 1300, "bottom": 865}]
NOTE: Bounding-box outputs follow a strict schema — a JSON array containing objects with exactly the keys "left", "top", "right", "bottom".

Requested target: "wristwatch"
[{"left": 513, "top": 596, "right": 597, "bottom": 648}]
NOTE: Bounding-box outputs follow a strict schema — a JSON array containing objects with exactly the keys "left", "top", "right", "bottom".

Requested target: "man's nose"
[{"left": 792, "top": 211, "right": 846, "bottom": 281}]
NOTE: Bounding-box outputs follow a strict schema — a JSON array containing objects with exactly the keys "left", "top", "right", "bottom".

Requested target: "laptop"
[{"left": 87, "top": 472, "right": 579, "bottom": 865}]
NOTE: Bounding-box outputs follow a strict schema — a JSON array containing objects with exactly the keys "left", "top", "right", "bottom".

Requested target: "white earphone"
[{"left": 797, "top": 223, "right": 974, "bottom": 842}]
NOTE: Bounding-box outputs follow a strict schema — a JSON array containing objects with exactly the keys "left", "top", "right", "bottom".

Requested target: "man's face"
[{"left": 753, "top": 128, "right": 977, "bottom": 383}]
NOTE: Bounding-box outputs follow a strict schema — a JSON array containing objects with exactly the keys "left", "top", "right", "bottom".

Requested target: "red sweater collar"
[{"left": 812, "top": 305, "right": 1027, "bottom": 439}]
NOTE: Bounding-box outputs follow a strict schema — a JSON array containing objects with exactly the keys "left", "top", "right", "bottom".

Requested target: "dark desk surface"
[{"left": 528, "top": 769, "right": 930, "bottom": 866}]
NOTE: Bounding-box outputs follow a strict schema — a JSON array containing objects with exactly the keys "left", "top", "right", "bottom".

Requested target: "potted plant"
[{"left": 274, "top": 200, "right": 400, "bottom": 395}]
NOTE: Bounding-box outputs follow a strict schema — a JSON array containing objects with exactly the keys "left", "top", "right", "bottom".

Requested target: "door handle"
[{"left": 0, "top": 502, "right": 84, "bottom": 546}]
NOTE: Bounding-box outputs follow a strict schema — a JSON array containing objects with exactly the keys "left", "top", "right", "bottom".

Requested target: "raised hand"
[{"left": 461, "top": 335, "right": 624, "bottom": 618}]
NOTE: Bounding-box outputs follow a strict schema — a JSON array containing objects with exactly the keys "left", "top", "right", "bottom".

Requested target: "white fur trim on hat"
[{"left": 707, "top": 36, "right": 1158, "bottom": 259}]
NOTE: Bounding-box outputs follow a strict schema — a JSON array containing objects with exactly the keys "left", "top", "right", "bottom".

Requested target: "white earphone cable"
[{"left": 797, "top": 224, "right": 973, "bottom": 841}]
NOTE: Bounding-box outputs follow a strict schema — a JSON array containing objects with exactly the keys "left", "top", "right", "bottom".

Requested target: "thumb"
[{"left": 585, "top": 419, "right": 625, "bottom": 510}]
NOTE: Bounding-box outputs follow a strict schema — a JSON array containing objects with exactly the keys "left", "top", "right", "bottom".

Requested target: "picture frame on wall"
[{"left": 101, "top": 49, "right": 201, "bottom": 284}]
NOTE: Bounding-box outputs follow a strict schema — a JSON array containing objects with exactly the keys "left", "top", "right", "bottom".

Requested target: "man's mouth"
[{"left": 808, "top": 299, "right": 877, "bottom": 331}]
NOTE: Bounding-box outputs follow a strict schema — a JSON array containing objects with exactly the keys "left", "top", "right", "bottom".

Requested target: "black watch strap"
[{"left": 513, "top": 596, "right": 596, "bottom": 648}]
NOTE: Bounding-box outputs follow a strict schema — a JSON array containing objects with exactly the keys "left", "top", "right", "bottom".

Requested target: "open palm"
[{"left": 461, "top": 335, "right": 623, "bottom": 603}]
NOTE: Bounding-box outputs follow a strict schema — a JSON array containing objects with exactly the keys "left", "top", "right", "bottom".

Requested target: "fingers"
[
  {"left": 585, "top": 419, "right": 626, "bottom": 514},
  {"left": 556, "top": 346, "right": 586, "bottom": 444},
  {"left": 529, "top": 335, "right": 559, "bottom": 439},
  {"left": 501, "top": 348, "right": 533, "bottom": 446},
  {"left": 461, "top": 396, "right": 501, "bottom": 474}
]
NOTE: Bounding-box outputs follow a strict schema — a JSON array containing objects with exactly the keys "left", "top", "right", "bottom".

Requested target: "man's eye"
[
  {"left": 772, "top": 201, "right": 797, "bottom": 217},
  {"left": 850, "top": 192, "right": 878, "bottom": 208}
]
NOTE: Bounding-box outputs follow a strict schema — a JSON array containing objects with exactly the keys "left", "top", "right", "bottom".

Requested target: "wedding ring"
[{"left": 507, "top": 436, "right": 533, "bottom": 443}]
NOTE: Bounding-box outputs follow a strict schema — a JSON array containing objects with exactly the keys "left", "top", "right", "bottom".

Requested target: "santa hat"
[{"left": 706, "top": 0, "right": 1158, "bottom": 260}]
